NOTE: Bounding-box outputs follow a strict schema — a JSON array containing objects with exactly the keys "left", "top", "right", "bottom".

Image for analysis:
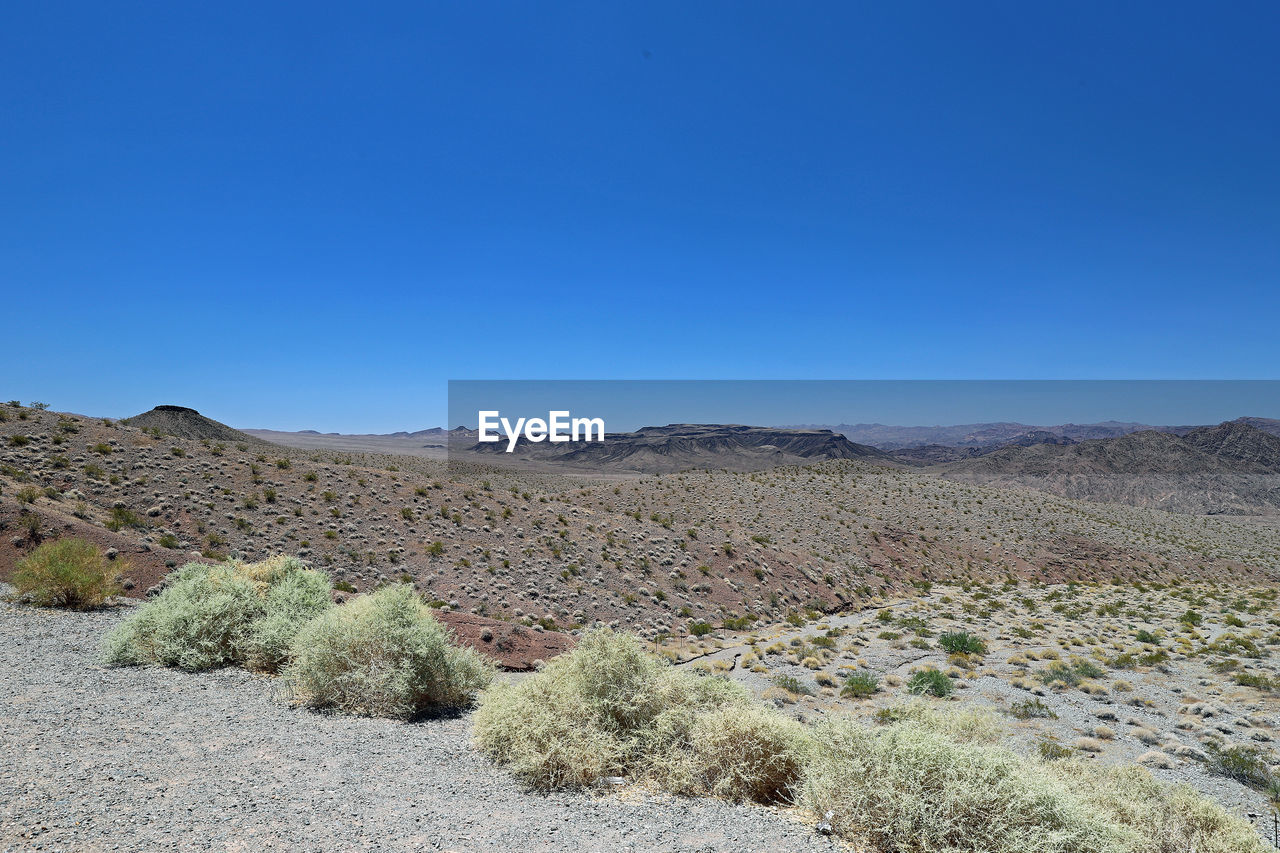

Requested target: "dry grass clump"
[
  {"left": 102, "top": 556, "right": 330, "bottom": 672},
  {"left": 284, "top": 584, "right": 491, "bottom": 718},
  {"left": 474, "top": 629, "right": 807, "bottom": 802},
  {"left": 7, "top": 538, "right": 121, "bottom": 609},
  {"left": 1138, "top": 750, "right": 1175, "bottom": 769}
]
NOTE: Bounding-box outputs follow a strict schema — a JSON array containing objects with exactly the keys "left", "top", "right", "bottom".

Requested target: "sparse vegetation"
[
  {"left": 840, "top": 671, "right": 880, "bottom": 698},
  {"left": 938, "top": 630, "right": 986, "bottom": 656}
]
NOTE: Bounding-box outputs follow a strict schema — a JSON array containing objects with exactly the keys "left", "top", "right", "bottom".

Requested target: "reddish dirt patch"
[
  {"left": 435, "top": 610, "right": 575, "bottom": 671},
  {"left": 1, "top": 498, "right": 574, "bottom": 671},
  {"left": 0, "top": 499, "right": 209, "bottom": 595}
]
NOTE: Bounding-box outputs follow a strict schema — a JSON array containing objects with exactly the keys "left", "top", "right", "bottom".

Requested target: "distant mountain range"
[
  {"left": 940, "top": 419, "right": 1280, "bottom": 515},
  {"left": 240, "top": 426, "right": 457, "bottom": 458},
  {"left": 236, "top": 414, "right": 1280, "bottom": 515},
  {"left": 783, "top": 419, "right": 1226, "bottom": 450}
]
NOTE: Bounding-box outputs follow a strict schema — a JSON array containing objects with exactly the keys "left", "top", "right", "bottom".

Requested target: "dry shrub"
[
  {"left": 102, "top": 556, "right": 330, "bottom": 672},
  {"left": 8, "top": 538, "right": 120, "bottom": 609},
  {"left": 1137, "top": 751, "right": 1175, "bottom": 769},
  {"left": 1074, "top": 763, "right": 1267, "bottom": 853},
  {"left": 1076, "top": 737, "right": 1104, "bottom": 753},
  {"left": 879, "top": 701, "right": 1005, "bottom": 744},
  {"left": 803, "top": 711, "right": 1266, "bottom": 853},
  {"left": 284, "top": 584, "right": 492, "bottom": 718},
  {"left": 474, "top": 629, "right": 807, "bottom": 802},
  {"left": 804, "top": 718, "right": 1121, "bottom": 853},
  {"left": 656, "top": 706, "right": 812, "bottom": 803}
]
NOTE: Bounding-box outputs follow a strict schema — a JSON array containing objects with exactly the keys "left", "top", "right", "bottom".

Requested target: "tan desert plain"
[{"left": 4, "top": 400, "right": 1280, "bottom": 851}]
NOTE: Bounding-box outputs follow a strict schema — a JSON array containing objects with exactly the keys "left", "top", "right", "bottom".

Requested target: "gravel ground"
[{"left": 0, "top": 600, "right": 837, "bottom": 853}]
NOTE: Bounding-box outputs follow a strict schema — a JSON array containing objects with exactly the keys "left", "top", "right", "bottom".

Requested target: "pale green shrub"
[
  {"left": 245, "top": 567, "right": 334, "bottom": 672},
  {"left": 102, "top": 557, "right": 330, "bottom": 672},
  {"left": 475, "top": 667, "right": 624, "bottom": 788},
  {"left": 474, "top": 629, "right": 807, "bottom": 800},
  {"left": 877, "top": 700, "right": 1005, "bottom": 744},
  {"left": 803, "top": 711, "right": 1267, "bottom": 853},
  {"left": 802, "top": 718, "right": 1123, "bottom": 853},
  {"left": 283, "top": 584, "right": 492, "bottom": 718},
  {"left": 654, "top": 705, "right": 812, "bottom": 803},
  {"left": 1073, "top": 763, "right": 1268, "bottom": 853}
]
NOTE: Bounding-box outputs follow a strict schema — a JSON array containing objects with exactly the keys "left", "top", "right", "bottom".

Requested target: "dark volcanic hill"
[
  {"left": 464, "top": 424, "right": 895, "bottom": 474},
  {"left": 940, "top": 422, "right": 1280, "bottom": 515},
  {"left": 123, "top": 406, "right": 269, "bottom": 446}
]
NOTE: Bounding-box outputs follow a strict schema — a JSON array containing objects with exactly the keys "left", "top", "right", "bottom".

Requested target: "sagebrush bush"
[
  {"left": 804, "top": 718, "right": 1123, "bottom": 853},
  {"left": 8, "top": 538, "right": 121, "bottom": 609},
  {"left": 1072, "top": 763, "right": 1267, "bottom": 853},
  {"left": 804, "top": 711, "right": 1266, "bottom": 853},
  {"left": 654, "top": 705, "right": 812, "bottom": 803},
  {"left": 878, "top": 702, "right": 1005, "bottom": 744},
  {"left": 474, "top": 629, "right": 805, "bottom": 802},
  {"left": 283, "top": 584, "right": 492, "bottom": 718},
  {"left": 245, "top": 563, "right": 335, "bottom": 672},
  {"left": 102, "top": 556, "right": 330, "bottom": 672}
]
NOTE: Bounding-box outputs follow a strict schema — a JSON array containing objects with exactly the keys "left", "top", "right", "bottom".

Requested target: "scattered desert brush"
[{"left": 7, "top": 537, "right": 121, "bottom": 609}]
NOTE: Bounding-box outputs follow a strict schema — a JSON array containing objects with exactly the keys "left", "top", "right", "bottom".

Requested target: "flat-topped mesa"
[
  {"left": 465, "top": 422, "right": 895, "bottom": 473},
  {"left": 122, "top": 405, "right": 270, "bottom": 445}
]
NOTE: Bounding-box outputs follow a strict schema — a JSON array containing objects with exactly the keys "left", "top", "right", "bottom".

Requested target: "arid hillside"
[{"left": 2, "top": 403, "right": 1279, "bottom": 642}]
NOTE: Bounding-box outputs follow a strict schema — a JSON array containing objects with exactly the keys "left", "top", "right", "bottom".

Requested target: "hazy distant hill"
[
  {"left": 940, "top": 421, "right": 1280, "bottom": 515},
  {"left": 242, "top": 427, "right": 451, "bottom": 458},
  {"left": 465, "top": 424, "right": 895, "bottom": 474},
  {"left": 890, "top": 431, "right": 1078, "bottom": 465},
  {"left": 124, "top": 406, "right": 269, "bottom": 446},
  {"left": 790, "top": 420, "right": 1196, "bottom": 450}
]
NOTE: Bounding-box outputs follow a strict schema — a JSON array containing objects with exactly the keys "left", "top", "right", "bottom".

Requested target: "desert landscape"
[
  {"left": 6, "top": 5, "right": 1277, "bottom": 849},
  {"left": 4, "top": 399, "right": 1280, "bottom": 850}
]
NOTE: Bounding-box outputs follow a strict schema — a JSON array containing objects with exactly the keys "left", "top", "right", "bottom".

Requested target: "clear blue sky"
[{"left": 3, "top": 2, "right": 1277, "bottom": 431}]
